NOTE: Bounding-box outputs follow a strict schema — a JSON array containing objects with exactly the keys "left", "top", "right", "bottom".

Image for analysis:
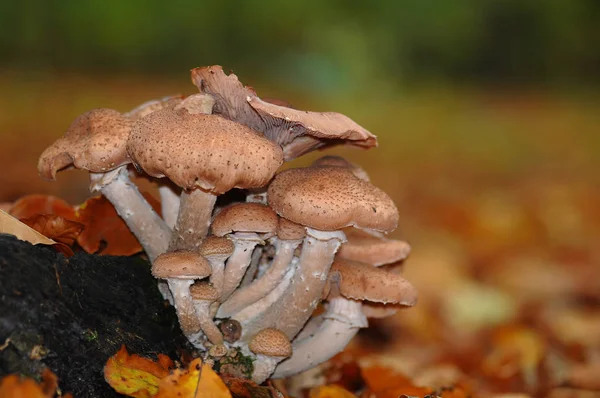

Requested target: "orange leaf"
[
  {"left": 360, "top": 365, "right": 432, "bottom": 398},
  {"left": 308, "top": 385, "right": 357, "bottom": 398},
  {"left": 75, "top": 193, "right": 161, "bottom": 256},
  {"left": 104, "top": 345, "right": 174, "bottom": 398},
  {"left": 21, "top": 214, "right": 84, "bottom": 246},
  {"left": 0, "top": 368, "right": 72, "bottom": 398},
  {"left": 9, "top": 194, "right": 76, "bottom": 220},
  {"left": 155, "top": 359, "right": 232, "bottom": 398},
  {"left": 222, "top": 375, "right": 281, "bottom": 398}
]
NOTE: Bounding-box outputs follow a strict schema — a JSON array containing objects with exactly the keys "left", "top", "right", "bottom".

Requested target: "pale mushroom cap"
[
  {"left": 127, "top": 107, "right": 283, "bottom": 194},
  {"left": 248, "top": 328, "right": 292, "bottom": 358},
  {"left": 277, "top": 218, "right": 306, "bottom": 240},
  {"left": 338, "top": 228, "right": 411, "bottom": 266},
  {"left": 329, "top": 258, "right": 418, "bottom": 306},
  {"left": 199, "top": 236, "right": 234, "bottom": 257},
  {"left": 361, "top": 302, "right": 401, "bottom": 319},
  {"left": 211, "top": 203, "right": 278, "bottom": 237},
  {"left": 152, "top": 251, "right": 212, "bottom": 279},
  {"left": 124, "top": 95, "right": 184, "bottom": 120},
  {"left": 312, "top": 155, "right": 370, "bottom": 182},
  {"left": 38, "top": 109, "right": 133, "bottom": 180},
  {"left": 268, "top": 166, "right": 399, "bottom": 233},
  {"left": 190, "top": 281, "right": 220, "bottom": 301}
]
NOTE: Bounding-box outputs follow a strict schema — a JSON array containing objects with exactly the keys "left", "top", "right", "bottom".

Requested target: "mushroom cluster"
[{"left": 37, "top": 66, "right": 417, "bottom": 383}]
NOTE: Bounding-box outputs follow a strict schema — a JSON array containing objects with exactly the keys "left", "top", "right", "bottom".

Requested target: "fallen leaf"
[
  {"left": 104, "top": 345, "right": 174, "bottom": 398},
  {"left": 21, "top": 214, "right": 84, "bottom": 246},
  {"left": 75, "top": 193, "right": 161, "bottom": 256},
  {"left": 9, "top": 194, "right": 76, "bottom": 220},
  {"left": 0, "top": 368, "right": 72, "bottom": 398},
  {"left": 308, "top": 385, "right": 357, "bottom": 398},
  {"left": 0, "top": 210, "right": 69, "bottom": 252},
  {"left": 155, "top": 359, "right": 232, "bottom": 398},
  {"left": 222, "top": 375, "right": 281, "bottom": 398},
  {"left": 360, "top": 365, "right": 432, "bottom": 398}
]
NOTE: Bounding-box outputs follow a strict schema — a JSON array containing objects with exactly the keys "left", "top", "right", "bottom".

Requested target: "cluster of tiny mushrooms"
[{"left": 38, "top": 66, "right": 417, "bottom": 383}]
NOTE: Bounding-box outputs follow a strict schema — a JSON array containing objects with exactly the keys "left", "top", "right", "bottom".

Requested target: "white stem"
[
  {"left": 208, "top": 259, "right": 226, "bottom": 299},
  {"left": 241, "top": 230, "right": 344, "bottom": 340},
  {"left": 240, "top": 246, "right": 262, "bottom": 287},
  {"left": 218, "top": 239, "right": 300, "bottom": 318},
  {"left": 220, "top": 235, "right": 261, "bottom": 301},
  {"left": 169, "top": 188, "right": 217, "bottom": 251},
  {"left": 158, "top": 184, "right": 180, "bottom": 229},
  {"left": 272, "top": 297, "right": 366, "bottom": 378},
  {"left": 91, "top": 166, "right": 171, "bottom": 262},
  {"left": 233, "top": 264, "right": 295, "bottom": 324},
  {"left": 193, "top": 300, "right": 223, "bottom": 345},
  {"left": 252, "top": 355, "right": 279, "bottom": 384},
  {"left": 168, "top": 279, "right": 201, "bottom": 338}
]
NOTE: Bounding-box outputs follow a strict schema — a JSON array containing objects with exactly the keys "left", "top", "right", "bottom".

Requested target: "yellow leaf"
[
  {"left": 309, "top": 385, "right": 357, "bottom": 398},
  {"left": 155, "top": 359, "right": 232, "bottom": 398},
  {"left": 104, "top": 345, "right": 173, "bottom": 398}
]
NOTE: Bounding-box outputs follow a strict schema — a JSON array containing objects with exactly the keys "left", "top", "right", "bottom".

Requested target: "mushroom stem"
[
  {"left": 218, "top": 239, "right": 301, "bottom": 318},
  {"left": 193, "top": 300, "right": 224, "bottom": 346},
  {"left": 90, "top": 166, "right": 171, "bottom": 262},
  {"left": 169, "top": 188, "right": 217, "bottom": 251},
  {"left": 272, "top": 297, "right": 366, "bottom": 378},
  {"left": 239, "top": 246, "right": 262, "bottom": 287},
  {"left": 220, "top": 234, "right": 262, "bottom": 301},
  {"left": 241, "top": 229, "right": 345, "bottom": 340},
  {"left": 252, "top": 355, "right": 279, "bottom": 384},
  {"left": 158, "top": 183, "right": 180, "bottom": 230},
  {"left": 167, "top": 279, "right": 202, "bottom": 339}
]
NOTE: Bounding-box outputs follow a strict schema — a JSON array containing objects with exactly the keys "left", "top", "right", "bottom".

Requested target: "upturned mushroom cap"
[
  {"left": 312, "top": 155, "right": 370, "bottom": 182},
  {"left": 277, "top": 218, "right": 306, "bottom": 240},
  {"left": 38, "top": 109, "right": 133, "bottom": 180},
  {"left": 249, "top": 328, "right": 292, "bottom": 358},
  {"left": 268, "top": 166, "right": 399, "bottom": 233},
  {"left": 338, "top": 228, "right": 411, "bottom": 266},
  {"left": 190, "top": 281, "right": 220, "bottom": 301},
  {"left": 124, "top": 95, "right": 184, "bottom": 119},
  {"left": 127, "top": 107, "right": 283, "bottom": 194},
  {"left": 327, "top": 258, "right": 418, "bottom": 306},
  {"left": 199, "top": 236, "right": 235, "bottom": 258},
  {"left": 152, "top": 251, "right": 212, "bottom": 279},
  {"left": 211, "top": 203, "right": 278, "bottom": 237},
  {"left": 190, "top": 66, "right": 377, "bottom": 160}
]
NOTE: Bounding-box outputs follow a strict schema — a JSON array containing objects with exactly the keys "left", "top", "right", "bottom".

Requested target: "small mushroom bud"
[{"left": 219, "top": 319, "right": 242, "bottom": 343}]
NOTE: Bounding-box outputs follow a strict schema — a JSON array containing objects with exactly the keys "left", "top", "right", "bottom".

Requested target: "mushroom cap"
[
  {"left": 312, "top": 155, "right": 370, "bottom": 182},
  {"left": 152, "top": 251, "right": 212, "bottom": 279},
  {"left": 248, "top": 328, "right": 292, "bottom": 358},
  {"left": 127, "top": 107, "right": 283, "bottom": 194},
  {"left": 124, "top": 95, "right": 184, "bottom": 119},
  {"left": 38, "top": 109, "right": 133, "bottom": 180},
  {"left": 338, "top": 228, "right": 411, "bottom": 266},
  {"left": 328, "top": 258, "right": 418, "bottom": 306},
  {"left": 190, "top": 281, "right": 220, "bottom": 301},
  {"left": 277, "top": 217, "right": 306, "bottom": 240},
  {"left": 199, "top": 236, "right": 235, "bottom": 258},
  {"left": 211, "top": 203, "right": 278, "bottom": 237},
  {"left": 361, "top": 302, "right": 401, "bottom": 319},
  {"left": 268, "top": 166, "right": 399, "bottom": 233}
]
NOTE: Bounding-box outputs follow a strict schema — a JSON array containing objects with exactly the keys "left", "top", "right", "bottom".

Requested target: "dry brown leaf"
[
  {"left": 0, "top": 209, "right": 61, "bottom": 247},
  {"left": 222, "top": 375, "right": 281, "bottom": 398},
  {"left": 75, "top": 193, "right": 161, "bottom": 256},
  {"left": 359, "top": 365, "right": 433, "bottom": 398},
  {"left": 21, "top": 214, "right": 84, "bottom": 246},
  {"left": 9, "top": 194, "right": 76, "bottom": 220}
]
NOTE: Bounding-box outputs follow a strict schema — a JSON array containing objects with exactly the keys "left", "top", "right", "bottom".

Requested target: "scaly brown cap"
[
  {"left": 328, "top": 258, "right": 417, "bottom": 306},
  {"left": 38, "top": 109, "right": 133, "bottom": 180},
  {"left": 190, "top": 281, "right": 220, "bottom": 301},
  {"left": 338, "top": 228, "right": 411, "bottom": 266},
  {"left": 199, "top": 236, "right": 235, "bottom": 257},
  {"left": 190, "top": 66, "right": 377, "bottom": 160},
  {"left": 312, "top": 155, "right": 370, "bottom": 182},
  {"left": 211, "top": 203, "right": 278, "bottom": 237},
  {"left": 268, "top": 166, "right": 399, "bottom": 233},
  {"left": 277, "top": 218, "right": 306, "bottom": 241},
  {"left": 248, "top": 328, "right": 292, "bottom": 358},
  {"left": 152, "top": 251, "right": 212, "bottom": 279},
  {"left": 124, "top": 95, "right": 184, "bottom": 119},
  {"left": 127, "top": 107, "right": 283, "bottom": 194}
]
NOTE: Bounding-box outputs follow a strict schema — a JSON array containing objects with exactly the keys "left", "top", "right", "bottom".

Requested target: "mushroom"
[
  {"left": 210, "top": 203, "right": 278, "bottom": 302},
  {"left": 273, "top": 258, "right": 417, "bottom": 378},
  {"left": 190, "top": 281, "right": 223, "bottom": 346},
  {"left": 312, "top": 155, "right": 371, "bottom": 182},
  {"left": 152, "top": 250, "right": 212, "bottom": 344},
  {"left": 38, "top": 108, "right": 171, "bottom": 262},
  {"left": 217, "top": 218, "right": 305, "bottom": 318},
  {"left": 190, "top": 65, "right": 377, "bottom": 160},
  {"left": 127, "top": 94, "right": 283, "bottom": 251},
  {"left": 198, "top": 236, "right": 235, "bottom": 301},
  {"left": 337, "top": 228, "right": 411, "bottom": 266},
  {"left": 247, "top": 328, "right": 292, "bottom": 383},
  {"left": 240, "top": 165, "right": 399, "bottom": 340}
]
